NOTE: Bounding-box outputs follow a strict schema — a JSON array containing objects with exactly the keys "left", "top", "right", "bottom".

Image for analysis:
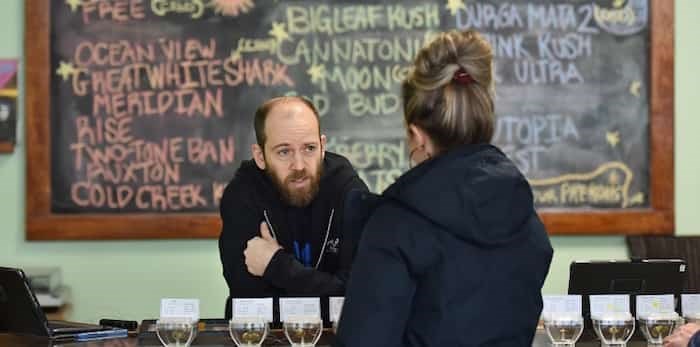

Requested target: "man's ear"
[
  {"left": 320, "top": 134, "right": 327, "bottom": 160},
  {"left": 252, "top": 144, "right": 266, "bottom": 170}
]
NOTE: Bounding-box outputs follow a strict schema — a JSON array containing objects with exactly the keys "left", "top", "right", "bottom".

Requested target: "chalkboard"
[{"left": 26, "top": 0, "right": 674, "bottom": 239}]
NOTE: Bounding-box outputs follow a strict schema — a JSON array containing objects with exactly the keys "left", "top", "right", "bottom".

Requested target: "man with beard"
[{"left": 218, "top": 96, "right": 368, "bottom": 322}]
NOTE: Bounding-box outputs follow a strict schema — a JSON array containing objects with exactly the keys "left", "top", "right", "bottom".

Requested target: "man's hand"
[
  {"left": 244, "top": 222, "right": 282, "bottom": 277},
  {"left": 663, "top": 322, "right": 700, "bottom": 347}
]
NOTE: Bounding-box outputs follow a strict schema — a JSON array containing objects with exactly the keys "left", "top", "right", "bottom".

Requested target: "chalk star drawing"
[
  {"left": 629, "top": 81, "right": 641, "bottom": 97},
  {"left": 269, "top": 22, "right": 290, "bottom": 42},
  {"left": 56, "top": 61, "right": 76, "bottom": 81},
  {"left": 446, "top": 0, "right": 466, "bottom": 16},
  {"left": 307, "top": 64, "right": 326, "bottom": 85},
  {"left": 229, "top": 49, "right": 241, "bottom": 63},
  {"left": 66, "top": 0, "right": 82, "bottom": 12},
  {"left": 606, "top": 131, "right": 620, "bottom": 148}
]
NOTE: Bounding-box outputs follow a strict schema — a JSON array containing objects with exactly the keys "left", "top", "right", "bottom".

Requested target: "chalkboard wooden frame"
[{"left": 25, "top": 0, "right": 674, "bottom": 240}]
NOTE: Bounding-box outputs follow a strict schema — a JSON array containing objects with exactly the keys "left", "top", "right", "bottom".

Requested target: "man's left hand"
[{"left": 244, "top": 222, "right": 282, "bottom": 277}]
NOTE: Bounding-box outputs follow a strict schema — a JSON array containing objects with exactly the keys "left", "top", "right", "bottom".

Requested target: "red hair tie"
[{"left": 453, "top": 68, "right": 474, "bottom": 85}]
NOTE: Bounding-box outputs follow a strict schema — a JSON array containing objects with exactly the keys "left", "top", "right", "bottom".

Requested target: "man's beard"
[{"left": 267, "top": 160, "right": 323, "bottom": 207}]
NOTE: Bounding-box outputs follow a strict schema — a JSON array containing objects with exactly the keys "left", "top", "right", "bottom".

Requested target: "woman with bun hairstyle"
[{"left": 334, "top": 30, "right": 553, "bottom": 347}]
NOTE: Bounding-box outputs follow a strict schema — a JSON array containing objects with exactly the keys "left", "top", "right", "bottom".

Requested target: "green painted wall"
[{"left": 1, "top": 1, "right": 698, "bottom": 323}]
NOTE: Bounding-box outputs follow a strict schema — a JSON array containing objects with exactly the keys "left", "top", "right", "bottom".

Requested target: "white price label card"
[
  {"left": 682, "top": 294, "right": 700, "bottom": 316},
  {"left": 329, "top": 297, "right": 345, "bottom": 323},
  {"left": 590, "top": 295, "right": 630, "bottom": 317},
  {"left": 160, "top": 298, "right": 199, "bottom": 322},
  {"left": 232, "top": 298, "right": 273, "bottom": 322},
  {"left": 636, "top": 295, "right": 675, "bottom": 318},
  {"left": 279, "top": 298, "right": 321, "bottom": 322},
  {"left": 542, "top": 295, "right": 582, "bottom": 316}
]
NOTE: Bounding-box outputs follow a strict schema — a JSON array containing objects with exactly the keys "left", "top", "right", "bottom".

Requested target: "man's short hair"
[{"left": 254, "top": 96, "right": 322, "bottom": 147}]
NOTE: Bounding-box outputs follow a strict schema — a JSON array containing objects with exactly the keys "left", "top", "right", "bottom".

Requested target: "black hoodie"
[
  {"left": 218, "top": 152, "right": 368, "bottom": 320},
  {"left": 335, "top": 144, "right": 553, "bottom": 347}
]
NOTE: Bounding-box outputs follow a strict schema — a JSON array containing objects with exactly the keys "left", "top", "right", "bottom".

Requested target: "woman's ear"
[
  {"left": 408, "top": 124, "right": 437, "bottom": 159},
  {"left": 407, "top": 123, "right": 426, "bottom": 149}
]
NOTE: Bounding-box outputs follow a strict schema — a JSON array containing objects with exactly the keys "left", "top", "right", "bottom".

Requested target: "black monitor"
[
  {"left": 569, "top": 259, "right": 687, "bottom": 318},
  {"left": 568, "top": 259, "right": 687, "bottom": 341}
]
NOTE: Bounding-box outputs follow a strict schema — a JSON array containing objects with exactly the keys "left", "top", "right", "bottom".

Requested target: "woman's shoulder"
[{"left": 360, "top": 199, "right": 444, "bottom": 273}]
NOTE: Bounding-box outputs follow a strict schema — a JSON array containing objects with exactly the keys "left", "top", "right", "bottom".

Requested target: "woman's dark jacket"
[{"left": 335, "top": 144, "right": 553, "bottom": 347}]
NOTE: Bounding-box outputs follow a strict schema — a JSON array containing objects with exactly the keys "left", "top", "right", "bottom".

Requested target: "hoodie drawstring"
[{"left": 315, "top": 209, "right": 334, "bottom": 269}]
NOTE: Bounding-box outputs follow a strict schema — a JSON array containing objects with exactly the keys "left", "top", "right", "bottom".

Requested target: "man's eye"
[
  {"left": 278, "top": 149, "right": 290, "bottom": 156},
  {"left": 305, "top": 145, "right": 317, "bottom": 152}
]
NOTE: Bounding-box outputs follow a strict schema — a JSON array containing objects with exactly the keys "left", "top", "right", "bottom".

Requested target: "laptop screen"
[
  {"left": 0, "top": 267, "right": 51, "bottom": 337},
  {"left": 0, "top": 267, "right": 125, "bottom": 341}
]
